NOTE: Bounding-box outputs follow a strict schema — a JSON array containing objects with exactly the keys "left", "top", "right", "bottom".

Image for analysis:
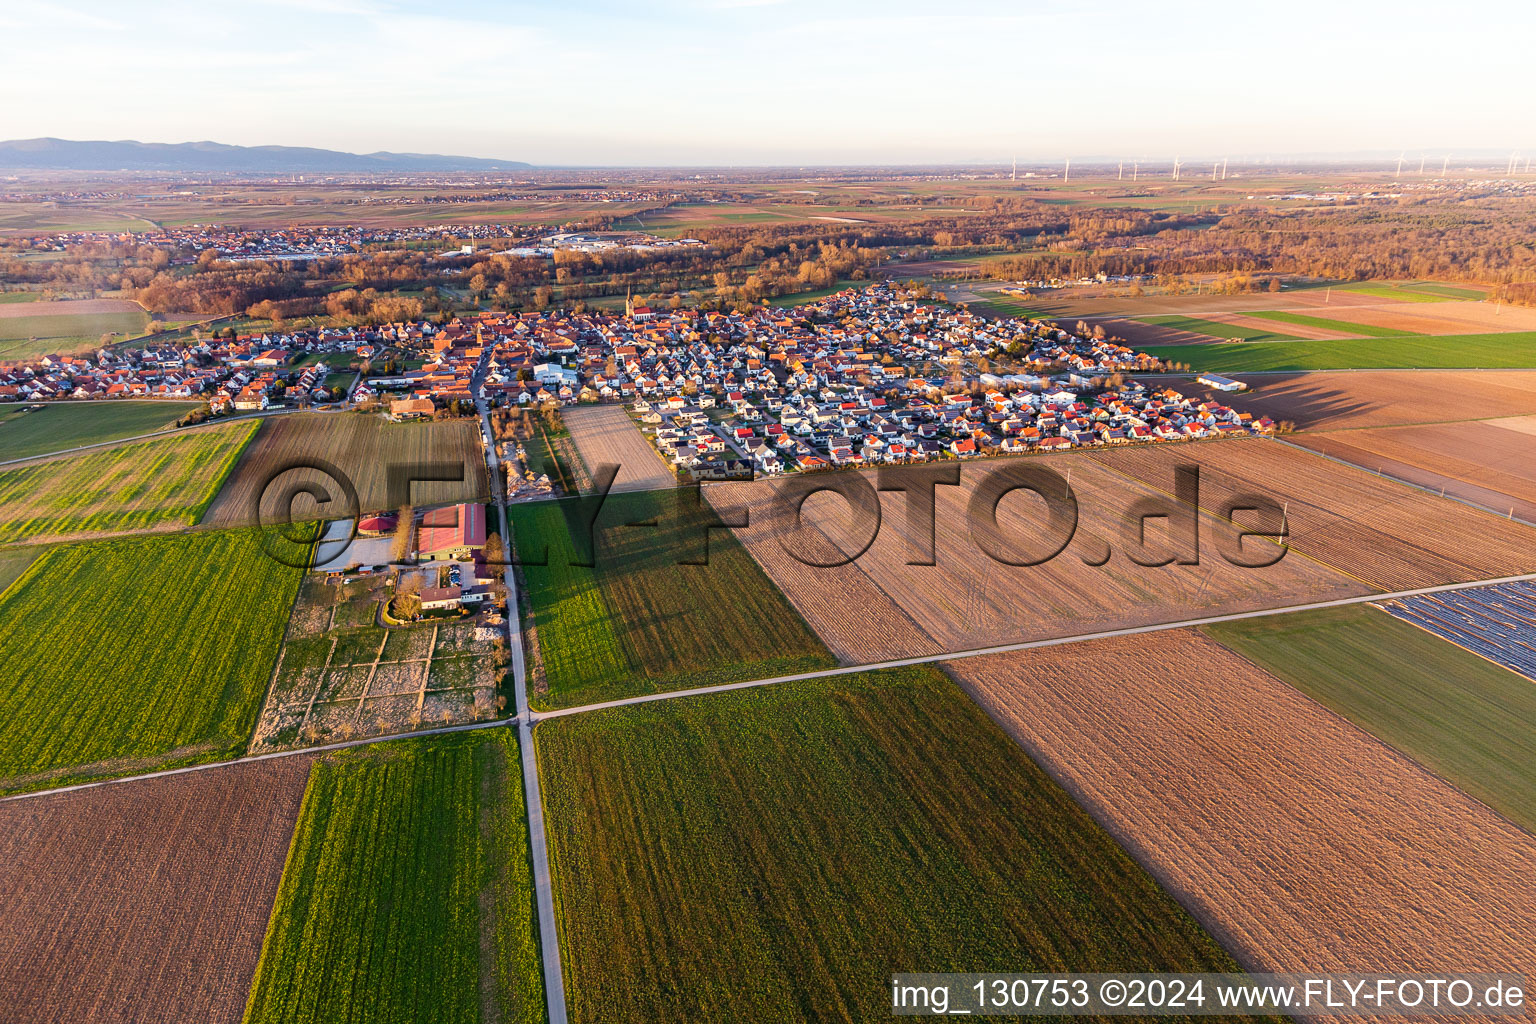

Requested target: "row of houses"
[{"left": 448, "top": 283, "right": 1268, "bottom": 475}]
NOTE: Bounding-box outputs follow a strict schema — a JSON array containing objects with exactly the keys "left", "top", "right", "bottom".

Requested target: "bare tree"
[{"left": 391, "top": 506, "right": 415, "bottom": 564}]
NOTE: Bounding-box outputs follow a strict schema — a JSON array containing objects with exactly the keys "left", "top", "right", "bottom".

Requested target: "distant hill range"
[{"left": 0, "top": 138, "right": 531, "bottom": 173}]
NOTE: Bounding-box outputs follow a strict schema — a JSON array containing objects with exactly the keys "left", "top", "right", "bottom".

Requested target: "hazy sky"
[{"left": 8, "top": 0, "right": 1534, "bottom": 165}]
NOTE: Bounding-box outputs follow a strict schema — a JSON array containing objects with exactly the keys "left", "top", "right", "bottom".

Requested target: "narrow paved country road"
[
  {"left": 11, "top": 567, "right": 1536, "bottom": 806},
  {"left": 474, "top": 364, "right": 570, "bottom": 1024}
]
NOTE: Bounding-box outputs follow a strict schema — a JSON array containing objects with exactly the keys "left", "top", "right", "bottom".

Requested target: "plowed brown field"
[
  {"left": 1095, "top": 438, "right": 1536, "bottom": 591},
  {"left": 1306, "top": 300, "right": 1536, "bottom": 335},
  {"left": 1180, "top": 370, "right": 1536, "bottom": 430},
  {"left": 1207, "top": 312, "right": 1352, "bottom": 339},
  {"left": 202, "top": 412, "right": 488, "bottom": 526},
  {"left": 0, "top": 757, "right": 313, "bottom": 1024},
  {"left": 562, "top": 404, "right": 677, "bottom": 493},
  {"left": 946, "top": 630, "right": 1536, "bottom": 1005},
  {"left": 0, "top": 297, "right": 142, "bottom": 320},
  {"left": 1294, "top": 420, "right": 1536, "bottom": 522},
  {"left": 708, "top": 447, "right": 1365, "bottom": 660}
]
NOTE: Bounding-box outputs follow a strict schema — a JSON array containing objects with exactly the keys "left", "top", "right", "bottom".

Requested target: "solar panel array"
[{"left": 1383, "top": 581, "right": 1536, "bottom": 681}]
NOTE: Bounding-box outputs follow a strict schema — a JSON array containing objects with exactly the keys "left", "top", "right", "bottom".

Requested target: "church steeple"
[{"left": 625, "top": 286, "right": 634, "bottom": 318}]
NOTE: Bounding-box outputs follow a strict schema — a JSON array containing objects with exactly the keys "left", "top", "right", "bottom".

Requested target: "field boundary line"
[
  {"left": 530, "top": 569, "right": 1536, "bottom": 723},
  {"left": 0, "top": 716, "right": 516, "bottom": 804},
  {"left": 10, "top": 569, "right": 1536, "bottom": 805},
  {"left": 1273, "top": 436, "right": 1536, "bottom": 530},
  {"left": 0, "top": 406, "right": 292, "bottom": 468}
]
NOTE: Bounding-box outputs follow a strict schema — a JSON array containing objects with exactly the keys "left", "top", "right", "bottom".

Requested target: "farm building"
[
  {"left": 1197, "top": 373, "right": 1248, "bottom": 392},
  {"left": 390, "top": 398, "right": 436, "bottom": 420},
  {"left": 419, "top": 584, "right": 494, "bottom": 611},
  {"left": 417, "top": 503, "right": 486, "bottom": 561},
  {"left": 420, "top": 585, "right": 462, "bottom": 611},
  {"left": 357, "top": 512, "right": 400, "bottom": 537}
]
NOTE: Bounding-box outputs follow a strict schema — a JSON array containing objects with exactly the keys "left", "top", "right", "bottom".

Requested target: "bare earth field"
[
  {"left": 1096, "top": 438, "right": 1536, "bottom": 591},
  {"left": 1297, "top": 300, "right": 1536, "bottom": 336},
  {"left": 945, "top": 630, "right": 1536, "bottom": 1007},
  {"left": 0, "top": 757, "right": 314, "bottom": 1024},
  {"left": 562, "top": 404, "right": 676, "bottom": 493},
  {"left": 1291, "top": 419, "right": 1536, "bottom": 522},
  {"left": 708, "top": 445, "right": 1367, "bottom": 662},
  {"left": 711, "top": 438, "right": 1536, "bottom": 662},
  {"left": 1096, "top": 318, "right": 1226, "bottom": 347},
  {"left": 1202, "top": 311, "right": 1352, "bottom": 340},
  {"left": 1174, "top": 370, "right": 1536, "bottom": 430},
  {"left": 0, "top": 297, "right": 143, "bottom": 320},
  {"left": 202, "top": 412, "right": 488, "bottom": 526},
  {"left": 1027, "top": 289, "right": 1390, "bottom": 318}
]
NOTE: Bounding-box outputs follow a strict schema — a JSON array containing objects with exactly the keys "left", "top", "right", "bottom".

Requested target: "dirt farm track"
[
  {"left": 946, "top": 631, "right": 1536, "bottom": 1018},
  {"left": 0, "top": 757, "right": 313, "bottom": 1024}
]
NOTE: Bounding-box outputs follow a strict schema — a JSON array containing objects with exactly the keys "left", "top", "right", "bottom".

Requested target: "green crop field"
[
  {"left": 971, "top": 293, "right": 1047, "bottom": 320},
  {"left": 771, "top": 279, "right": 873, "bottom": 307},
  {"left": 1399, "top": 282, "right": 1486, "bottom": 300},
  {"left": 1243, "top": 310, "right": 1421, "bottom": 337},
  {"left": 1337, "top": 282, "right": 1454, "bottom": 303},
  {"left": 539, "top": 666, "right": 1262, "bottom": 1023},
  {"left": 1145, "top": 331, "right": 1536, "bottom": 371},
  {"left": 510, "top": 488, "right": 835, "bottom": 710},
  {"left": 0, "top": 528, "right": 301, "bottom": 792},
  {"left": 1138, "top": 315, "right": 1301, "bottom": 342},
  {"left": 0, "top": 310, "right": 149, "bottom": 358},
  {"left": 0, "top": 419, "right": 256, "bottom": 543},
  {"left": 0, "top": 400, "right": 205, "bottom": 462},
  {"left": 244, "top": 731, "right": 544, "bottom": 1024},
  {"left": 1204, "top": 605, "right": 1536, "bottom": 833}
]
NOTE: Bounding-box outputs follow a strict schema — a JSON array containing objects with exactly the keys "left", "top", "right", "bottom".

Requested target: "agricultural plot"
[
  {"left": 244, "top": 731, "right": 543, "bottom": 1024},
  {"left": 1096, "top": 437, "right": 1536, "bottom": 591},
  {"left": 1142, "top": 331, "right": 1536, "bottom": 371},
  {"left": 0, "top": 545, "right": 40, "bottom": 595},
  {"left": 1137, "top": 314, "right": 1301, "bottom": 343},
  {"left": 1280, "top": 300, "right": 1536, "bottom": 336},
  {"left": 0, "top": 300, "right": 149, "bottom": 359},
  {"left": 1381, "top": 582, "right": 1536, "bottom": 682},
  {"left": 510, "top": 487, "right": 835, "bottom": 710},
  {"left": 968, "top": 291, "right": 1047, "bottom": 321},
  {"left": 561, "top": 404, "right": 676, "bottom": 493},
  {"left": 774, "top": 281, "right": 869, "bottom": 306},
  {"left": 0, "top": 756, "right": 313, "bottom": 1024},
  {"left": 0, "top": 418, "right": 256, "bottom": 543},
  {"left": 202, "top": 412, "right": 489, "bottom": 527},
  {"left": 0, "top": 399, "right": 204, "bottom": 462},
  {"left": 1243, "top": 309, "right": 1416, "bottom": 337},
  {"left": 0, "top": 528, "right": 301, "bottom": 793},
  {"left": 946, "top": 630, "right": 1536, "bottom": 989},
  {"left": 706, "top": 449, "right": 1366, "bottom": 663},
  {"left": 250, "top": 572, "right": 503, "bottom": 751},
  {"left": 1337, "top": 281, "right": 1456, "bottom": 302},
  {"left": 539, "top": 667, "right": 1257, "bottom": 1024},
  {"left": 1292, "top": 418, "right": 1536, "bottom": 521},
  {"left": 1183, "top": 370, "right": 1536, "bottom": 430},
  {"left": 1206, "top": 602, "right": 1536, "bottom": 832}
]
